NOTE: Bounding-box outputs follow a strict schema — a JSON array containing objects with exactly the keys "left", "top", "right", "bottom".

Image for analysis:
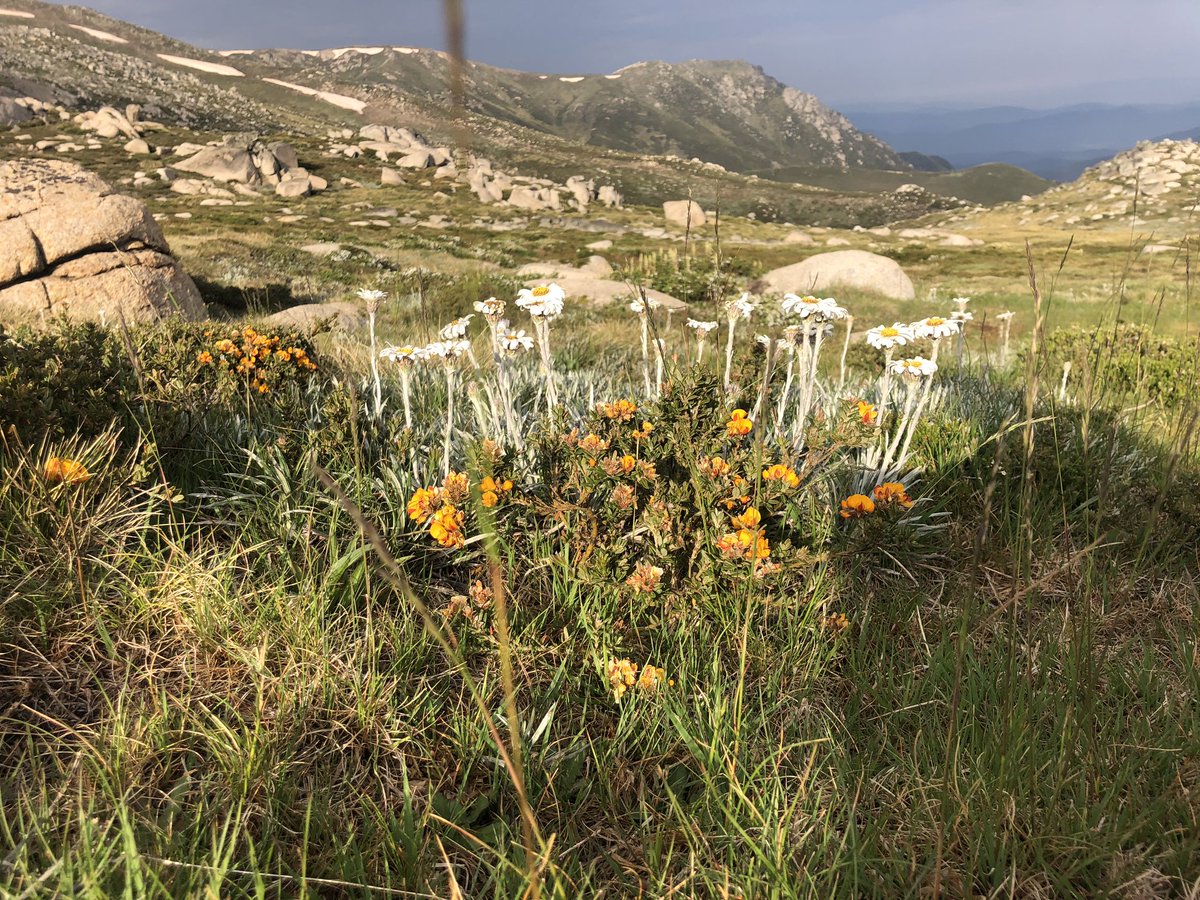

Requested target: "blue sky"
[{"left": 80, "top": 0, "right": 1200, "bottom": 107}]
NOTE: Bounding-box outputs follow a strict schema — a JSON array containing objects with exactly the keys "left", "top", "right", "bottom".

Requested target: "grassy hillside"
[{"left": 761, "top": 162, "right": 1055, "bottom": 205}]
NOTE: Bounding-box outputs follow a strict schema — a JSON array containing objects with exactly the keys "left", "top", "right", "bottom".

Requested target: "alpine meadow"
[{"left": 2, "top": 0, "right": 1199, "bottom": 897}]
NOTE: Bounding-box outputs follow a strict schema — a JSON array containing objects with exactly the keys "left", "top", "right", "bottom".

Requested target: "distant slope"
[
  {"left": 762, "top": 162, "right": 1053, "bottom": 205},
  {"left": 845, "top": 102, "right": 1200, "bottom": 180},
  {"left": 946, "top": 139, "right": 1200, "bottom": 238},
  {"left": 0, "top": 0, "right": 967, "bottom": 227},
  {"left": 216, "top": 50, "right": 910, "bottom": 175}
]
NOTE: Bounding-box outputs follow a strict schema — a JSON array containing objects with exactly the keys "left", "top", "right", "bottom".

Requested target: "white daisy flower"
[
  {"left": 516, "top": 283, "right": 566, "bottom": 318},
  {"left": 474, "top": 297, "right": 506, "bottom": 320},
  {"left": 950, "top": 310, "right": 974, "bottom": 323},
  {"left": 379, "top": 344, "right": 424, "bottom": 366},
  {"left": 497, "top": 325, "right": 535, "bottom": 354},
  {"left": 424, "top": 340, "right": 469, "bottom": 361},
  {"left": 438, "top": 315, "right": 474, "bottom": 340},
  {"left": 630, "top": 296, "right": 659, "bottom": 315},
  {"left": 724, "top": 292, "right": 755, "bottom": 320},
  {"left": 687, "top": 318, "right": 718, "bottom": 336},
  {"left": 951, "top": 296, "right": 971, "bottom": 312},
  {"left": 911, "top": 316, "right": 960, "bottom": 339},
  {"left": 995, "top": 310, "right": 1015, "bottom": 321},
  {"left": 867, "top": 323, "right": 915, "bottom": 350},
  {"left": 782, "top": 293, "right": 845, "bottom": 319},
  {"left": 357, "top": 288, "right": 387, "bottom": 303},
  {"left": 888, "top": 356, "right": 939, "bottom": 377}
]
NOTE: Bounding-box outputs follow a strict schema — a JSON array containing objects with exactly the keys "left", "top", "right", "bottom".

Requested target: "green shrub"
[{"left": 1040, "top": 323, "right": 1200, "bottom": 407}]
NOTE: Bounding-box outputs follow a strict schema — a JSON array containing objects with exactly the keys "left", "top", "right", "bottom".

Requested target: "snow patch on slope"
[
  {"left": 157, "top": 54, "right": 245, "bottom": 76},
  {"left": 261, "top": 77, "right": 366, "bottom": 113},
  {"left": 67, "top": 24, "right": 127, "bottom": 43}
]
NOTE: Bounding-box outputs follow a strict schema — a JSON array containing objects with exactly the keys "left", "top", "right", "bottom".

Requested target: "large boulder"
[
  {"left": 760, "top": 250, "right": 915, "bottom": 301},
  {"left": 663, "top": 199, "right": 706, "bottom": 228},
  {"left": 0, "top": 97, "right": 33, "bottom": 126},
  {"left": 74, "top": 106, "right": 140, "bottom": 140},
  {"left": 0, "top": 158, "right": 205, "bottom": 326},
  {"left": 174, "top": 135, "right": 258, "bottom": 183},
  {"left": 519, "top": 263, "right": 686, "bottom": 311}
]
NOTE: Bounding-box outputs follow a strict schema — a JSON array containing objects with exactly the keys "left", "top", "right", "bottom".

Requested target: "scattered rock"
[
  {"left": 0, "top": 158, "right": 204, "bottom": 326},
  {"left": 519, "top": 263, "right": 686, "bottom": 310},
  {"left": 123, "top": 138, "right": 151, "bottom": 155},
  {"left": 300, "top": 242, "right": 342, "bottom": 256},
  {"left": 580, "top": 255, "right": 614, "bottom": 277},
  {"left": 663, "top": 199, "right": 706, "bottom": 228},
  {"left": 782, "top": 230, "right": 814, "bottom": 245},
  {"left": 760, "top": 250, "right": 915, "bottom": 301},
  {"left": 264, "top": 301, "right": 363, "bottom": 331}
]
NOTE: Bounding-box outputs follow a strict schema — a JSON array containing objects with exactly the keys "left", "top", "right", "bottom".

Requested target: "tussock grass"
[{"left": 3, "top": 251, "right": 1200, "bottom": 897}]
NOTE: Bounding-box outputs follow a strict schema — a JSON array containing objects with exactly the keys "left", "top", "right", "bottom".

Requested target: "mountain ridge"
[{"left": 0, "top": 0, "right": 910, "bottom": 176}]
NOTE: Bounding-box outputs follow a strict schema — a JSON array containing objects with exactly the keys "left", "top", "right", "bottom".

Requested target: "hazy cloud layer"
[{"left": 77, "top": 0, "right": 1200, "bottom": 107}]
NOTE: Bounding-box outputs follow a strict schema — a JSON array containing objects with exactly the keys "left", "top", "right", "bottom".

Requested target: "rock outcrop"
[
  {"left": 760, "top": 250, "right": 915, "bottom": 301},
  {"left": 173, "top": 135, "right": 327, "bottom": 197},
  {"left": 0, "top": 159, "right": 205, "bottom": 326},
  {"left": 0, "top": 96, "right": 33, "bottom": 126}
]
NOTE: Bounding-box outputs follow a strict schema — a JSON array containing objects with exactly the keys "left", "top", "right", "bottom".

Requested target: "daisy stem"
[
  {"left": 797, "top": 319, "right": 825, "bottom": 449},
  {"left": 697, "top": 337, "right": 706, "bottom": 365},
  {"left": 775, "top": 348, "right": 796, "bottom": 432},
  {"left": 640, "top": 316, "right": 652, "bottom": 396},
  {"left": 723, "top": 318, "right": 736, "bottom": 391},
  {"left": 1001, "top": 320, "right": 1011, "bottom": 366},
  {"left": 400, "top": 367, "right": 412, "bottom": 429},
  {"left": 536, "top": 319, "right": 557, "bottom": 410},
  {"left": 442, "top": 365, "right": 456, "bottom": 478},
  {"left": 368, "top": 309, "right": 382, "bottom": 419},
  {"left": 837, "top": 315, "right": 854, "bottom": 394},
  {"left": 895, "top": 375, "right": 933, "bottom": 471},
  {"left": 880, "top": 377, "right": 918, "bottom": 478},
  {"left": 876, "top": 346, "right": 894, "bottom": 429}
]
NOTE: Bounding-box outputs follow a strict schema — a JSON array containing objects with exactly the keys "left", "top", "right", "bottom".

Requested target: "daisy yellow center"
[
  {"left": 532, "top": 286, "right": 550, "bottom": 297},
  {"left": 927, "top": 317, "right": 944, "bottom": 325},
  {"left": 881, "top": 327, "right": 899, "bottom": 337}
]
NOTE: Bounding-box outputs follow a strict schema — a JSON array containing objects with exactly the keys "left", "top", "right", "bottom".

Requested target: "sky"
[{"left": 77, "top": 0, "right": 1200, "bottom": 108}]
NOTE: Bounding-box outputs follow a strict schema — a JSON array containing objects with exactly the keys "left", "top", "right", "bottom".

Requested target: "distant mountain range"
[{"left": 843, "top": 102, "right": 1200, "bottom": 180}]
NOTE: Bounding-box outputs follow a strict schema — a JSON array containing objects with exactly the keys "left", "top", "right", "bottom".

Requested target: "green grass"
[{"left": 2, "top": 259, "right": 1199, "bottom": 897}]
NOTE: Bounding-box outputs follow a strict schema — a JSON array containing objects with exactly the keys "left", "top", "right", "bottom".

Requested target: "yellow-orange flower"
[
  {"left": 716, "top": 528, "right": 771, "bottom": 561},
  {"left": 197, "top": 350, "right": 213, "bottom": 365},
  {"left": 732, "top": 506, "right": 761, "bottom": 530},
  {"left": 43, "top": 456, "right": 90, "bottom": 485},
  {"left": 632, "top": 421, "right": 655, "bottom": 439},
  {"left": 873, "top": 481, "right": 914, "bottom": 508},
  {"left": 726, "top": 408, "right": 753, "bottom": 437},
  {"left": 857, "top": 400, "right": 877, "bottom": 425},
  {"left": 599, "top": 399, "right": 638, "bottom": 421},
  {"left": 839, "top": 493, "right": 875, "bottom": 519},
  {"left": 636, "top": 665, "right": 669, "bottom": 692},
  {"left": 429, "top": 504, "right": 466, "bottom": 549},
  {"left": 480, "top": 475, "right": 513, "bottom": 508},
  {"left": 442, "top": 471, "right": 470, "bottom": 504},
  {"left": 763, "top": 463, "right": 800, "bottom": 489},
  {"left": 607, "top": 658, "right": 638, "bottom": 700},
  {"left": 579, "top": 433, "right": 610, "bottom": 455},
  {"left": 626, "top": 562, "right": 664, "bottom": 594},
  {"left": 406, "top": 487, "right": 441, "bottom": 524},
  {"left": 700, "top": 455, "right": 731, "bottom": 478}
]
